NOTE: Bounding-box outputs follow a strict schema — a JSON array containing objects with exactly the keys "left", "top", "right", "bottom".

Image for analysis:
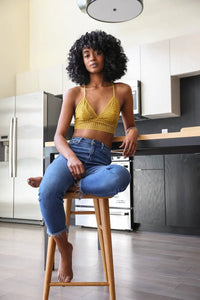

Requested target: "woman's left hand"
[{"left": 119, "top": 127, "right": 138, "bottom": 157}]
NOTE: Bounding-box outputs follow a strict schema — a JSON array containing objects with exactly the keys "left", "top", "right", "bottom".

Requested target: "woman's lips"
[{"left": 90, "top": 63, "right": 98, "bottom": 68}]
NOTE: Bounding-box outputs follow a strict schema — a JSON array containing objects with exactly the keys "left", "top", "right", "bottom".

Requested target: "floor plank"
[{"left": 0, "top": 223, "right": 200, "bottom": 300}]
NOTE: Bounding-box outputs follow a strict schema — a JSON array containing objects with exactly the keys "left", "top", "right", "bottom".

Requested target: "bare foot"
[
  {"left": 53, "top": 231, "right": 73, "bottom": 282},
  {"left": 58, "top": 242, "right": 73, "bottom": 282},
  {"left": 27, "top": 177, "right": 42, "bottom": 188}
]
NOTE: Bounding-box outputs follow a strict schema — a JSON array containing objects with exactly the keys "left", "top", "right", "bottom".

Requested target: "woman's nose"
[{"left": 90, "top": 52, "right": 96, "bottom": 61}]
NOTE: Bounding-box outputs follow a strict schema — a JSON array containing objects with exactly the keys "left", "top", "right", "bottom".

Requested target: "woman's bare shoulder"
[
  {"left": 63, "top": 86, "right": 83, "bottom": 101},
  {"left": 114, "top": 82, "right": 132, "bottom": 96}
]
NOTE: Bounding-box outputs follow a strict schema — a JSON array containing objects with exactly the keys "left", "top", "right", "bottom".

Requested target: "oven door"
[
  {"left": 75, "top": 159, "right": 131, "bottom": 209},
  {"left": 75, "top": 207, "right": 132, "bottom": 230}
]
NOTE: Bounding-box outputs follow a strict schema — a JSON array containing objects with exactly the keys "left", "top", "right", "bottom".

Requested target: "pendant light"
[{"left": 77, "top": 0, "right": 143, "bottom": 23}]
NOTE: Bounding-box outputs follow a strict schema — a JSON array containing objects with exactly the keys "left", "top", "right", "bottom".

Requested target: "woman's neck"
[{"left": 87, "top": 74, "right": 111, "bottom": 88}]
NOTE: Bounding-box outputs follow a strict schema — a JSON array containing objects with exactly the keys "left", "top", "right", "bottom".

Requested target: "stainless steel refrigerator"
[{"left": 0, "top": 92, "right": 62, "bottom": 223}]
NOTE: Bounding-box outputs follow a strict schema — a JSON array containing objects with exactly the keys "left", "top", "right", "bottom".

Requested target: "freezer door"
[
  {"left": 0, "top": 97, "right": 15, "bottom": 218},
  {"left": 14, "top": 92, "right": 44, "bottom": 220}
]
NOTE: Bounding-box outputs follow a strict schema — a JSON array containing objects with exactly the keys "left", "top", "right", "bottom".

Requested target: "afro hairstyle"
[{"left": 66, "top": 30, "right": 128, "bottom": 85}]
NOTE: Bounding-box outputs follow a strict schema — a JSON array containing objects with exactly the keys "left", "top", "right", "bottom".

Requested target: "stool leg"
[
  {"left": 93, "top": 198, "right": 108, "bottom": 282},
  {"left": 43, "top": 236, "right": 56, "bottom": 300},
  {"left": 99, "top": 198, "right": 116, "bottom": 300},
  {"left": 64, "top": 198, "right": 72, "bottom": 228}
]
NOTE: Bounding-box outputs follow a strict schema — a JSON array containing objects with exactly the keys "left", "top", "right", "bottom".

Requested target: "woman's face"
[{"left": 82, "top": 48, "right": 104, "bottom": 74}]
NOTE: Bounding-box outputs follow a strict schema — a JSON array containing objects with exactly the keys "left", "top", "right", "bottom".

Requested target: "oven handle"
[{"left": 110, "top": 211, "right": 129, "bottom": 216}]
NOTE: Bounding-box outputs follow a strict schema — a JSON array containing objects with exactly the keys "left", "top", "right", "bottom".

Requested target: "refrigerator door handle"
[
  {"left": 13, "top": 117, "right": 17, "bottom": 178},
  {"left": 9, "top": 117, "right": 14, "bottom": 178}
]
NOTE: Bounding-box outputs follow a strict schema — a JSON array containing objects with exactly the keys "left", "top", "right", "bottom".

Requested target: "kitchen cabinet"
[
  {"left": 133, "top": 153, "right": 200, "bottom": 233},
  {"left": 165, "top": 153, "right": 200, "bottom": 228},
  {"left": 140, "top": 40, "right": 180, "bottom": 119},
  {"left": 170, "top": 32, "right": 200, "bottom": 76},
  {"left": 133, "top": 155, "right": 165, "bottom": 226}
]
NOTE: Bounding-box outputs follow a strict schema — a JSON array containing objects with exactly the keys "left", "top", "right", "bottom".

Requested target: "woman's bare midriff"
[{"left": 73, "top": 129, "right": 114, "bottom": 148}]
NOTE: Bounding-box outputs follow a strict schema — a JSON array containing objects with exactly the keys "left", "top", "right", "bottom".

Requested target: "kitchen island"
[
  {"left": 45, "top": 126, "right": 200, "bottom": 160},
  {"left": 43, "top": 126, "right": 200, "bottom": 267}
]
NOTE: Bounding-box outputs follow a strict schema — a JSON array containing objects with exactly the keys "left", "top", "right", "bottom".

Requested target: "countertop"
[{"left": 45, "top": 126, "right": 200, "bottom": 156}]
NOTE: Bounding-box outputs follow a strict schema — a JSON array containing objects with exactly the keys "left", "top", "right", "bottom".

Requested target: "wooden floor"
[{"left": 0, "top": 223, "right": 200, "bottom": 300}]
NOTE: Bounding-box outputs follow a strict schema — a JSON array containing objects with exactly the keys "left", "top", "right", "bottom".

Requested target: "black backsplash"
[{"left": 115, "top": 75, "right": 200, "bottom": 136}]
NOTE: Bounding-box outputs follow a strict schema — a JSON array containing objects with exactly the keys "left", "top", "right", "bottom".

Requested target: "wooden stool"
[{"left": 43, "top": 188, "right": 116, "bottom": 300}]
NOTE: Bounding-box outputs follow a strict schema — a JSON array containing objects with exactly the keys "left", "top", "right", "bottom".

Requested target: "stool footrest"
[
  {"left": 50, "top": 281, "right": 109, "bottom": 287},
  {"left": 70, "top": 211, "right": 95, "bottom": 215},
  {"left": 44, "top": 196, "right": 116, "bottom": 300}
]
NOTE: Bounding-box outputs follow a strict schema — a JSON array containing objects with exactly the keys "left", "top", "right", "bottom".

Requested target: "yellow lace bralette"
[{"left": 74, "top": 84, "right": 120, "bottom": 134}]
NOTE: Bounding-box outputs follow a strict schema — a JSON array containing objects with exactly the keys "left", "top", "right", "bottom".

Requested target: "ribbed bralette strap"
[
  {"left": 83, "top": 85, "right": 86, "bottom": 97},
  {"left": 112, "top": 83, "right": 115, "bottom": 98}
]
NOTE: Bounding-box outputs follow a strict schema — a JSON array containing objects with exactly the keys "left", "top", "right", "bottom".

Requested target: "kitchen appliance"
[
  {"left": 118, "top": 80, "right": 142, "bottom": 121},
  {"left": 75, "top": 155, "right": 133, "bottom": 230},
  {"left": 0, "top": 92, "right": 62, "bottom": 223},
  {"left": 132, "top": 80, "right": 141, "bottom": 116}
]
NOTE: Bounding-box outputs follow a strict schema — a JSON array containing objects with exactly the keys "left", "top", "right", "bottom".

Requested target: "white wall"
[
  {"left": 28, "top": 0, "right": 200, "bottom": 68},
  {"left": 28, "top": 0, "right": 200, "bottom": 92},
  {"left": 2, "top": 0, "right": 200, "bottom": 97}
]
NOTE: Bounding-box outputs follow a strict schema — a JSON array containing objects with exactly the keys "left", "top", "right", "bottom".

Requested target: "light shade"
[{"left": 77, "top": 0, "right": 143, "bottom": 23}]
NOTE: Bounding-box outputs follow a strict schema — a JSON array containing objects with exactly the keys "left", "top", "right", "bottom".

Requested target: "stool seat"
[{"left": 43, "top": 188, "right": 116, "bottom": 300}]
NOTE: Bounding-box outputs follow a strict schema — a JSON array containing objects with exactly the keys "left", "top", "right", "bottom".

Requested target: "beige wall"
[{"left": 0, "top": 0, "right": 29, "bottom": 98}]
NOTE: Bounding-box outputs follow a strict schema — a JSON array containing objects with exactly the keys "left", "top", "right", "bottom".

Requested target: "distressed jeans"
[{"left": 39, "top": 137, "right": 131, "bottom": 235}]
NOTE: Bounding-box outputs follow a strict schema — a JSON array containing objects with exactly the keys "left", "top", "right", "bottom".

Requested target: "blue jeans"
[{"left": 39, "top": 137, "right": 131, "bottom": 235}]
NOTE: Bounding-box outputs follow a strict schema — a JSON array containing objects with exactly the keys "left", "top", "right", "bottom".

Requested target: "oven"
[{"left": 75, "top": 155, "right": 133, "bottom": 230}]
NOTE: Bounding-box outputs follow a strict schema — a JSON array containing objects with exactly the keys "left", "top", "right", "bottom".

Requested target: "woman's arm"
[
  {"left": 54, "top": 88, "right": 85, "bottom": 180},
  {"left": 119, "top": 84, "right": 138, "bottom": 157}
]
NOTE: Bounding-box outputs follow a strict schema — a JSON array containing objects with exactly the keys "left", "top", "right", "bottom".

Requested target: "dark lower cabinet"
[
  {"left": 133, "top": 155, "right": 165, "bottom": 227},
  {"left": 133, "top": 153, "right": 200, "bottom": 234},
  {"left": 165, "top": 153, "right": 200, "bottom": 228},
  {"left": 134, "top": 169, "right": 165, "bottom": 225}
]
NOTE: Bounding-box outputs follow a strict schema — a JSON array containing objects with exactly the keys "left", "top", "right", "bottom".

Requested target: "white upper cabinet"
[
  {"left": 170, "top": 32, "right": 200, "bottom": 76},
  {"left": 123, "top": 46, "right": 141, "bottom": 83},
  {"left": 140, "top": 40, "right": 180, "bottom": 118}
]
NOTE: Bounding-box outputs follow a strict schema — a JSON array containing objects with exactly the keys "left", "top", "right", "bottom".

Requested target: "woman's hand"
[
  {"left": 119, "top": 127, "right": 138, "bottom": 158},
  {"left": 67, "top": 155, "right": 85, "bottom": 181}
]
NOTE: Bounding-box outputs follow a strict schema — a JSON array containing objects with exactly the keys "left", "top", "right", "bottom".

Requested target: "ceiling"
[{"left": 82, "top": 0, "right": 200, "bottom": 45}]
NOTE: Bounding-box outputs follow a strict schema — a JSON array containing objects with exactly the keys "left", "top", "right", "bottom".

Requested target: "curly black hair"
[{"left": 66, "top": 30, "right": 128, "bottom": 85}]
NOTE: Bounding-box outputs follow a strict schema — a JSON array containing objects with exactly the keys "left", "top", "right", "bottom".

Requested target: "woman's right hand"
[{"left": 67, "top": 156, "right": 85, "bottom": 181}]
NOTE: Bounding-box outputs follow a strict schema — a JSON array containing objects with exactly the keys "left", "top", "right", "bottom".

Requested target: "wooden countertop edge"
[
  {"left": 45, "top": 127, "right": 200, "bottom": 147},
  {"left": 45, "top": 133, "right": 200, "bottom": 147}
]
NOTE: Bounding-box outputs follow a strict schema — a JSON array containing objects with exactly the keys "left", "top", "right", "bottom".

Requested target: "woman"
[{"left": 29, "top": 30, "right": 138, "bottom": 283}]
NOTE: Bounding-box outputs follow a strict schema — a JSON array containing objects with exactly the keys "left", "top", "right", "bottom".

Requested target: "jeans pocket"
[
  {"left": 102, "top": 146, "right": 111, "bottom": 157},
  {"left": 69, "top": 137, "right": 82, "bottom": 145}
]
